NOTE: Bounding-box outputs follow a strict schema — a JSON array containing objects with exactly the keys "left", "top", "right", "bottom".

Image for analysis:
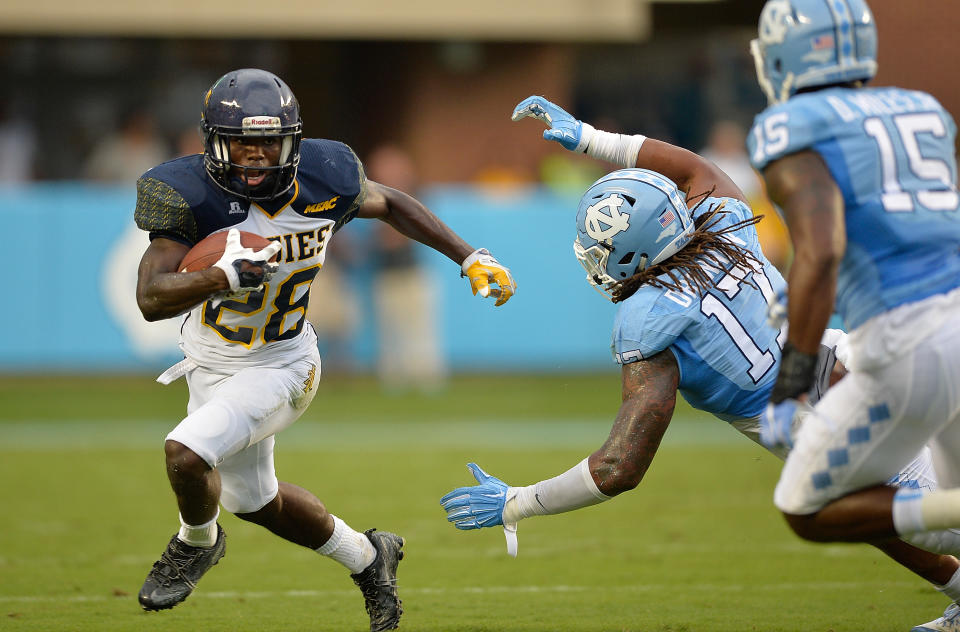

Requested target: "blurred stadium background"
[
  {"left": 1, "top": 2, "right": 958, "bottom": 630},
  {"left": 2, "top": 0, "right": 956, "bottom": 375}
]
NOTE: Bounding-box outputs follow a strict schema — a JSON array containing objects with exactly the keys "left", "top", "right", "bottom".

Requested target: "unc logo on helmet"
[
  {"left": 574, "top": 168, "right": 694, "bottom": 301},
  {"left": 751, "top": 0, "right": 877, "bottom": 104},
  {"left": 584, "top": 194, "right": 630, "bottom": 242},
  {"left": 757, "top": 0, "right": 792, "bottom": 45}
]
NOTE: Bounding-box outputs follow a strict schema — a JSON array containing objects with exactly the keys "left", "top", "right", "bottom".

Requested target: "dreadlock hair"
[{"left": 611, "top": 188, "right": 764, "bottom": 304}]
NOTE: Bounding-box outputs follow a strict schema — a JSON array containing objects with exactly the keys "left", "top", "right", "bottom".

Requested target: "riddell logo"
[{"left": 242, "top": 116, "right": 281, "bottom": 130}]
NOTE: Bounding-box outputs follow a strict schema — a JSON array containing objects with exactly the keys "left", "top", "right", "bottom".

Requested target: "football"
[{"left": 179, "top": 230, "right": 278, "bottom": 273}]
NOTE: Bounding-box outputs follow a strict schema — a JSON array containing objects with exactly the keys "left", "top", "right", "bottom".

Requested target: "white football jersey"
[{"left": 135, "top": 139, "right": 366, "bottom": 371}]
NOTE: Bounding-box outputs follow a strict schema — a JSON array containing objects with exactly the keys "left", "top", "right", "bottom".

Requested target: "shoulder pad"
[
  {"left": 748, "top": 95, "right": 836, "bottom": 171},
  {"left": 295, "top": 139, "right": 366, "bottom": 223},
  {"left": 612, "top": 286, "right": 696, "bottom": 364},
  {"left": 135, "top": 173, "right": 199, "bottom": 244}
]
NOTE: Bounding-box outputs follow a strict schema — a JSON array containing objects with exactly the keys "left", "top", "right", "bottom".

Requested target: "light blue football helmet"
[
  {"left": 751, "top": 0, "right": 878, "bottom": 105},
  {"left": 574, "top": 168, "right": 694, "bottom": 300}
]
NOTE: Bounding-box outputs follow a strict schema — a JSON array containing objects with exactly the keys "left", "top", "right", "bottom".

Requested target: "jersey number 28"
[{"left": 202, "top": 265, "right": 321, "bottom": 346}]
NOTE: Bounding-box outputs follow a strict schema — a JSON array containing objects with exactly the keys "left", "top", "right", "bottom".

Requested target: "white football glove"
[
  {"left": 213, "top": 228, "right": 282, "bottom": 292},
  {"left": 461, "top": 248, "right": 517, "bottom": 307}
]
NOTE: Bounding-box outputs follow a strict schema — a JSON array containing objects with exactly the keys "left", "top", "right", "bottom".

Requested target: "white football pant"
[
  {"left": 166, "top": 346, "right": 320, "bottom": 514},
  {"left": 775, "top": 288, "right": 960, "bottom": 516}
]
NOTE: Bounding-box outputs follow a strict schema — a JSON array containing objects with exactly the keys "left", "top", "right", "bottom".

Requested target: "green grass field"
[{"left": 0, "top": 373, "right": 947, "bottom": 631}]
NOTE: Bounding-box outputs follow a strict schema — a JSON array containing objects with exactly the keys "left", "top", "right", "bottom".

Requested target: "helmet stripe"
[
  {"left": 825, "top": 0, "right": 855, "bottom": 67},
  {"left": 601, "top": 169, "right": 690, "bottom": 229}
]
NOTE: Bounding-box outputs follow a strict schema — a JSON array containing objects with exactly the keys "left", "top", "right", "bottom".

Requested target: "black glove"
[
  {"left": 770, "top": 342, "right": 819, "bottom": 404},
  {"left": 233, "top": 259, "right": 278, "bottom": 289}
]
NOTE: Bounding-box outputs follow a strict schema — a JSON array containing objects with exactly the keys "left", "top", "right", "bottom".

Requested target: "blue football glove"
[
  {"left": 441, "top": 462, "right": 509, "bottom": 528},
  {"left": 760, "top": 399, "right": 801, "bottom": 449},
  {"left": 511, "top": 95, "right": 592, "bottom": 152},
  {"left": 440, "top": 462, "right": 519, "bottom": 556}
]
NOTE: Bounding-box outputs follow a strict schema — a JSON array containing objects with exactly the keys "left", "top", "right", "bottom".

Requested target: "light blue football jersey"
[
  {"left": 748, "top": 86, "right": 960, "bottom": 330},
  {"left": 612, "top": 197, "right": 786, "bottom": 422}
]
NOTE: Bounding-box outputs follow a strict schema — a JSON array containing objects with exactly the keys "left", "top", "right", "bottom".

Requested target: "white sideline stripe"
[{"left": 0, "top": 580, "right": 919, "bottom": 604}]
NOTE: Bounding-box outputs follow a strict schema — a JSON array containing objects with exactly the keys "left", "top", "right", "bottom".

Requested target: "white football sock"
[
  {"left": 894, "top": 488, "right": 960, "bottom": 535},
  {"left": 936, "top": 567, "right": 960, "bottom": 602},
  {"left": 903, "top": 526, "right": 960, "bottom": 556},
  {"left": 178, "top": 509, "right": 219, "bottom": 548},
  {"left": 315, "top": 515, "right": 376, "bottom": 574},
  {"left": 503, "top": 458, "right": 610, "bottom": 524}
]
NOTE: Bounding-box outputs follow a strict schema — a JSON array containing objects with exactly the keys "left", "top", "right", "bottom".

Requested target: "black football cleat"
[
  {"left": 138, "top": 525, "right": 226, "bottom": 611},
  {"left": 350, "top": 529, "right": 405, "bottom": 631}
]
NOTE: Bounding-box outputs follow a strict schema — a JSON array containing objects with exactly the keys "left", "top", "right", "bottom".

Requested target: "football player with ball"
[{"left": 133, "top": 68, "right": 516, "bottom": 631}]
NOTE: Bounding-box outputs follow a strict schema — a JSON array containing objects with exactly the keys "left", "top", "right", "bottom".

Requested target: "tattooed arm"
[
  {"left": 762, "top": 150, "right": 845, "bottom": 356},
  {"left": 440, "top": 349, "right": 680, "bottom": 541},
  {"left": 634, "top": 138, "right": 747, "bottom": 205},
  {"left": 588, "top": 350, "right": 680, "bottom": 495}
]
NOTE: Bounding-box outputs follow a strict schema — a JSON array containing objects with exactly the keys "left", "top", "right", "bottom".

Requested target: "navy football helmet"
[
  {"left": 751, "top": 0, "right": 878, "bottom": 105},
  {"left": 201, "top": 69, "right": 303, "bottom": 200},
  {"left": 574, "top": 169, "right": 694, "bottom": 300}
]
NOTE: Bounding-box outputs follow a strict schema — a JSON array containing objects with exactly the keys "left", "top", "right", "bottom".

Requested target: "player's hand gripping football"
[
  {"left": 440, "top": 463, "right": 519, "bottom": 557},
  {"left": 511, "top": 95, "right": 593, "bottom": 152},
  {"left": 213, "top": 228, "right": 282, "bottom": 293},
  {"left": 461, "top": 248, "right": 517, "bottom": 306}
]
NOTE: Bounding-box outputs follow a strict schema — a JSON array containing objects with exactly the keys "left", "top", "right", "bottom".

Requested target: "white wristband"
[
  {"left": 503, "top": 458, "right": 610, "bottom": 523},
  {"left": 213, "top": 260, "right": 241, "bottom": 291},
  {"left": 584, "top": 125, "right": 647, "bottom": 168},
  {"left": 460, "top": 247, "right": 493, "bottom": 275}
]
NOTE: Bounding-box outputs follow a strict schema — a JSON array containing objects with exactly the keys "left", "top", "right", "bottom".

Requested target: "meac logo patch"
[
  {"left": 304, "top": 196, "right": 340, "bottom": 214},
  {"left": 584, "top": 194, "right": 630, "bottom": 242}
]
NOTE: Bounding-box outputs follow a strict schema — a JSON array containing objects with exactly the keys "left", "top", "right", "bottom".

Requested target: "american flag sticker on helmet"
[
  {"left": 659, "top": 209, "right": 676, "bottom": 228},
  {"left": 811, "top": 34, "right": 834, "bottom": 50}
]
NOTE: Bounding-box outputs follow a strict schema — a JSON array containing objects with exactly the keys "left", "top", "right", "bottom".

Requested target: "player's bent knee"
[
  {"left": 164, "top": 439, "right": 210, "bottom": 476},
  {"left": 782, "top": 511, "right": 832, "bottom": 542}
]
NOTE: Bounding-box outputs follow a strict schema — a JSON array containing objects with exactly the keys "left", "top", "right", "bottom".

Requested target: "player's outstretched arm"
[
  {"left": 511, "top": 95, "right": 744, "bottom": 202},
  {"left": 440, "top": 350, "right": 679, "bottom": 555},
  {"left": 358, "top": 181, "right": 516, "bottom": 306},
  {"left": 588, "top": 351, "right": 679, "bottom": 494}
]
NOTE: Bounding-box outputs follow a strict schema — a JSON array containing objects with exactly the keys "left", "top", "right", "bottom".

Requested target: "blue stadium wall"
[{"left": 2, "top": 184, "right": 618, "bottom": 373}]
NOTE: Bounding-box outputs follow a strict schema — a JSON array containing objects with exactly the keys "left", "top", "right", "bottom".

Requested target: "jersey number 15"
[{"left": 864, "top": 112, "right": 959, "bottom": 213}]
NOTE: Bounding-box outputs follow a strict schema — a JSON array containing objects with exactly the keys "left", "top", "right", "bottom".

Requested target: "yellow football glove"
[{"left": 461, "top": 248, "right": 517, "bottom": 307}]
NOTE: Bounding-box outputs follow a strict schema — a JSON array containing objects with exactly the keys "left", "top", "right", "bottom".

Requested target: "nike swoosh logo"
[{"left": 534, "top": 493, "right": 547, "bottom": 510}]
